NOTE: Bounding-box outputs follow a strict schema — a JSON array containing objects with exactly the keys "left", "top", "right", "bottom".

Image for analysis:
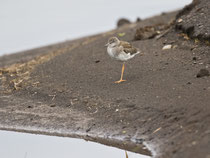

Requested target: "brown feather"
[
  {"left": 120, "top": 41, "right": 139, "bottom": 55},
  {"left": 120, "top": 41, "right": 132, "bottom": 48}
]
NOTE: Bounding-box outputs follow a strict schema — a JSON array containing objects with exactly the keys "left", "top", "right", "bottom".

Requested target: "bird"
[{"left": 105, "top": 37, "right": 140, "bottom": 83}]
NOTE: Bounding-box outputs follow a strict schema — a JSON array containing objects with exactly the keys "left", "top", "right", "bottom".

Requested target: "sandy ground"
[{"left": 0, "top": 0, "right": 210, "bottom": 157}]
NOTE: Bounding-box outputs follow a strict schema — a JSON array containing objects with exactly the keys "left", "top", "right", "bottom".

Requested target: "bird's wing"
[
  {"left": 120, "top": 41, "right": 139, "bottom": 55},
  {"left": 120, "top": 41, "right": 132, "bottom": 48},
  {"left": 124, "top": 47, "right": 139, "bottom": 55}
]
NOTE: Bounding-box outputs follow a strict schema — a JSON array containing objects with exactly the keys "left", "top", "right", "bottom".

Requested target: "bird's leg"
[{"left": 115, "top": 62, "right": 126, "bottom": 83}]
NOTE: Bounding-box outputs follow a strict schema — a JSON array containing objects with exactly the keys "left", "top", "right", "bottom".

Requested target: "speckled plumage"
[{"left": 106, "top": 37, "right": 140, "bottom": 62}]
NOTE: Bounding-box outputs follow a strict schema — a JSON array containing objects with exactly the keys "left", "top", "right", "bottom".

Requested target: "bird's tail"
[{"left": 134, "top": 51, "right": 141, "bottom": 56}]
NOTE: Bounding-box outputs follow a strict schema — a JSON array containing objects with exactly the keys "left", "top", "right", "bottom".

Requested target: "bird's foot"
[{"left": 115, "top": 79, "right": 126, "bottom": 84}]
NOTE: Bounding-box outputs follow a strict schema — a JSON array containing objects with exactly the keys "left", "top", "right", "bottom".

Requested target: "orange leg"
[{"left": 115, "top": 63, "right": 126, "bottom": 83}]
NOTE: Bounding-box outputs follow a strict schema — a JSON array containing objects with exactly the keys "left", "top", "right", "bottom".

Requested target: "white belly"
[
  {"left": 117, "top": 52, "right": 135, "bottom": 61},
  {"left": 107, "top": 47, "right": 137, "bottom": 61},
  {"left": 107, "top": 47, "right": 115, "bottom": 58}
]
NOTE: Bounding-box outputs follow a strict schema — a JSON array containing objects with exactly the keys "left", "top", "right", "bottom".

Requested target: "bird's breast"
[{"left": 107, "top": 47, "right": 116, "bottom": 58}]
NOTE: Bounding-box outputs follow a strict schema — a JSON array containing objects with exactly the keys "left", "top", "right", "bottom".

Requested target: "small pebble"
[
  {"left": 192, "top": 141, "right": 197, "bottom": 145},
  {"left": 196, "top": 69, "right": 210, "bottom": 78},
  {"left": 162, "top": 44, "right": 172, "bottom": 50},
  {"left": 192, "top": 57, "right": 197, "bottom": 61},
  {"left": 177, "top": 19, "right": 183, "bottom": 23}
]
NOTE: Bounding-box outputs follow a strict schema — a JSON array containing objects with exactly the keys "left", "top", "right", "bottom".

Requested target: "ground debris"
[
  {"left": 134, "top": 23, "right": 171, "bottom": 40},
  {"left": 0, "top": 43, "right": 80, "bottom": 91},
  {"left": 153, "top": 127, "right": 162, "bottom": 133},
  {"left": 117, "top": 18, "right": 131, "bottom": 27}
]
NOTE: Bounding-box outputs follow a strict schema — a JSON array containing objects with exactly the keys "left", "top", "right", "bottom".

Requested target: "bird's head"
[{"left": 105, "top": 37, "right": 120, "bottom": 48}]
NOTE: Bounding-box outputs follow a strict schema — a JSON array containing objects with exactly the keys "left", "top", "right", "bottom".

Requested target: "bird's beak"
[{"left": 105, "top": 43, "right": 109, "bottom": 47}]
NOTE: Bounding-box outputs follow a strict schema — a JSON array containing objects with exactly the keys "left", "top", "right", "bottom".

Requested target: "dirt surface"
[{"left": 0, "top": 1, "right": 210, "bottom": 158}]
